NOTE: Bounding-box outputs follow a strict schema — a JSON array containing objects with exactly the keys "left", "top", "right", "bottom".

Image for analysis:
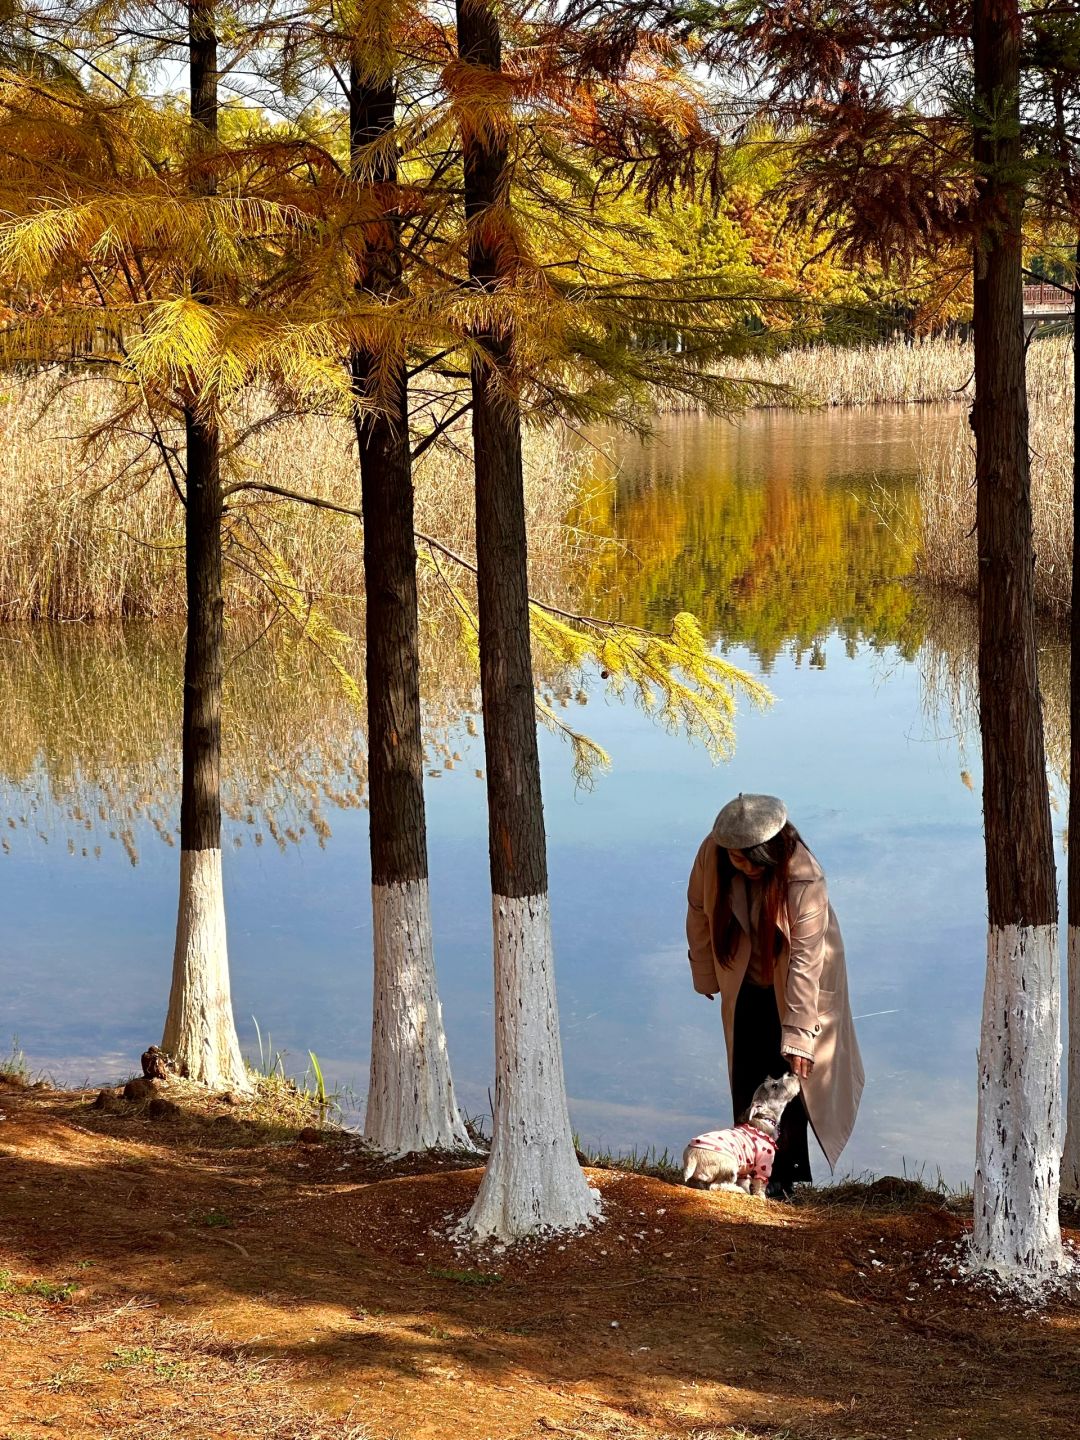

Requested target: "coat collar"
[{"left": 712, "top": 839, "right": 823, "bottom": 943}]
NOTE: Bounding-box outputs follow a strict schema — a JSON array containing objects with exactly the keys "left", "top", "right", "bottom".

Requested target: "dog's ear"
[{"left": 735, "top": 1107, "right": 751, "bottom": 1125}]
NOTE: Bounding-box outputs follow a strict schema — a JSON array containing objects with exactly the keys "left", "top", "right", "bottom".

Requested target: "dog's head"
[{"left": 745, "top": 1072, "right": 801, "bottom": 1137}]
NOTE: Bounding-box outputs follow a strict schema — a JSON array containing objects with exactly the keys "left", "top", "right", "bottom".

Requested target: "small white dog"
[{"left": 682, "top": 1073, "right": 802, "bottom": 1197}]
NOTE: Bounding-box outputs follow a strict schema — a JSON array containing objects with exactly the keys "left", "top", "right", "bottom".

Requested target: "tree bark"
[
  {"left": 350, "top": 62, "right": 471, "bottom": 1152},
  {"left": 1062, "top": 238, "right": 1080, "bottom": 1197},
  {"left": 162, "top": 1, "right": 248, "bottom": 1091},
  {"left": 970, "top": 0, "right": 1063, "bottom": 1277},
  {"left": 454, "top": 0, "right": 599, "bottom": 1240}
]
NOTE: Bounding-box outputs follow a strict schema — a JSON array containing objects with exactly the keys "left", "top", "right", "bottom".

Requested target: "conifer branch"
[
  {"left": 410, "top": 400, "right": 472, "bottom": 460},
  {"left": 222, "top": 476, "right": 692, "bottom": 641}
]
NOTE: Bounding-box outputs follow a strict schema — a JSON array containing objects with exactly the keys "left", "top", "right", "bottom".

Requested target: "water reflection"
[
  {"left": 1, "top": 406, "right": 1067, "bottom": 1186},
  {"left": 574, "top": 408, "right": 934, "bottom": 665},
  {"left": 0, "top": 613, "right": 505, "bottom": 861},
  {"left": 917, "top": 596, "right": 1069, "bottom": 800}
]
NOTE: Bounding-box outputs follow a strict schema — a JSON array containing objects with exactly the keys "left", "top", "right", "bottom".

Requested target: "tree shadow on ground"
[{"left": 1, "top": 1084, "right": 1077, "bottom": 1440}]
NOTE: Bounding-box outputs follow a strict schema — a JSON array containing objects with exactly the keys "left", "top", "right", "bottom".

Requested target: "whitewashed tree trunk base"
[
  {"left": 968, "top": 923, "right": 1067, "bottom": 1290},
  {"left": 1061, "top": 924, "right": 1080, "bottom": 1198},
  {"left": 162, "top": 848, "right": 250, "bottom": 1093},
  {"left": 365, "top": 878, "right": 475, "bottom": 1155},
  {"left": 460, "top": 893, "right": 600, "bottom": 1244}
]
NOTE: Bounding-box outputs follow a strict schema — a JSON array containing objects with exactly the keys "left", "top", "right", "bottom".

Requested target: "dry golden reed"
[
  {"left": 720, "top": 333, "right": 978, "bottom": 407},
  {"left": 913, "top": 336, "right": 1074, "bottom": 616},
  {"left": 0, "top": 374, "right": 582, "bottom": 621}
]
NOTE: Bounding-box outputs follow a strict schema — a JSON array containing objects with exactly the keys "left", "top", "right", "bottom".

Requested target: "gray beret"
[{"left": 711, "top": 793, "right": 787, "bottom": 850}]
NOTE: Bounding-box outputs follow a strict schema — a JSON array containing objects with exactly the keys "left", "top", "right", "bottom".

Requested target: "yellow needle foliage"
[
  {"left": 421, "top": 544, "right": 770, "bottom": 784},
  {"left": 0, "top": 19, "right": 782, "bottom": 776},
  {"left": 528, "top": 607, "right": 771, "bottom": 782}
]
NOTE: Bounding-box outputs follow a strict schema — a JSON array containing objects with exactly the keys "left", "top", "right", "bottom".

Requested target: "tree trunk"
[
  {"left": 162, "top": 1, "right": 248, "bottom": 1092},
  {"left": 454, "top": 0, "right": 599, "bottom": 1241},
  {"left": 1062, "top": 239, "right": 1080, "bottom": 1198},
  {"left": 350, "top": 63, "right": 471, "bottom": 1153},
  {"left": 970, "top": 0, "right": 1062, "bottom": 1276}
]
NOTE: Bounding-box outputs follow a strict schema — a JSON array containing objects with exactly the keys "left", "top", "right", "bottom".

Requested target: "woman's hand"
[{"left": 785, "top": 1053, "right": 814, "bottom": 1079}]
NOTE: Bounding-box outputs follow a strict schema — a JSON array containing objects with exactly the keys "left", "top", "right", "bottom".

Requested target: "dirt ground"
[{"left": 0, "top": 1078, "right": 1078, "bottom": 1440}]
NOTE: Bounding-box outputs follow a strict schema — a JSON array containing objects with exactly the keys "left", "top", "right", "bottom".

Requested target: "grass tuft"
[
  {"left": 792, "top": 1163, "right": 970, "bottom": 1214},
  {"left": 105, "top": 1345, "right": 190, "bottom": 1380},
  {"left": 0, "top": 1038, "right": 30, "bottom": 1086},
  {"left": 246, "top": 1067, "right": 336, "bottom": 1134},
  {"left": 574, "top": 1136, "right": 683, "bottom": 1185},
  {"left": 244, "top": 1020, "right": 340, "bottom": 1132},
  {"left": 0, "top": 1270, "right": 76, "bottom": 1303},
  {"left": 190, "top": 1209, "right": 232, "bottom": 1229}
]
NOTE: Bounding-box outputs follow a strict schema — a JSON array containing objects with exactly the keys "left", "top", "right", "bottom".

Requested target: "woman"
[{"left": 686, "top": 793, "right": 863, "bottom": 1195}]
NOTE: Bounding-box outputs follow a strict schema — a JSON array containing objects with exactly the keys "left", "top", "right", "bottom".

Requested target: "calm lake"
[{"left": 2, "top": 405, "right": 1069, "bottom": 1186}]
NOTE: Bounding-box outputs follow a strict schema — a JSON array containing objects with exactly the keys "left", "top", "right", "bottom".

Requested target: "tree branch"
[
  {"left": 220, "top": 478, "right": 657, "bottom": 635},
  {"left": 411, "top": 401, "right": 472, "bottom": 461},
  {"left": 222, "top": 478, "right": 364, "bottom": 520}
]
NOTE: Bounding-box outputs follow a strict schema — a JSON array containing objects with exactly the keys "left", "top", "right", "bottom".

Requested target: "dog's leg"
[
  {"left": 748, "top": 1177, "right": 767, "bottom": 1199},
  {"left": 708, "top": 1181, "right": 745, "bottom": 1192},
  {"left": 705, "top": 1155, "right": 740, "bottom": 1192}
]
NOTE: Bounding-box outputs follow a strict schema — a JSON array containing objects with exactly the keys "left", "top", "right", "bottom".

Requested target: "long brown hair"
[{"left": 713, "top": 822, "right": 802, "bottom": 982}]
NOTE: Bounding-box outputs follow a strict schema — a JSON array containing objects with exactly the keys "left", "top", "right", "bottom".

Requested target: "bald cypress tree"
[
  {"left": 684, "top": 0, "right": 1064, "bottom": 1283},
  {"left": 0, "top": 2, "right": 323, "bottom": 1094},
  {"left": 347, "top": 18, "right": 471, "bottom": 1153},
  {"left": 160, "top": 0, "right": 248, "bottom": 1091},
  {"left": 968, "top": 0, "right": 1062, "bottom": 1275},
  {"left": 1026, "top": 13, "right": 1080, "bottom": 1200},
  {"left": 453, "top": 0, "right": 600, "bottom": 1240}
]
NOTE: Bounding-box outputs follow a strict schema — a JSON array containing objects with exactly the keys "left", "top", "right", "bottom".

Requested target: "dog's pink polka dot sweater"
[{"left": 690, "top": 1124, "right": 776, "bottom": 1183}]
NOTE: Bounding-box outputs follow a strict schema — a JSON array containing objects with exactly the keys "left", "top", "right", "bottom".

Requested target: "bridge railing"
[{"left": 1023, "top": 283, "right": 1074, "bottom": 309}]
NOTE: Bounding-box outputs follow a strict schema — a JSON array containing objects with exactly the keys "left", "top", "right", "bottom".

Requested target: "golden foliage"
[{"left": 530, "top": 606, "right": 770, "bottom": 772}]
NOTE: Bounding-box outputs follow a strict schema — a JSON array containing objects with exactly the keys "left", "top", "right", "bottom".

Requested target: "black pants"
[{"left": 731, "top": 980, "right": 812, "bottom": 1193}]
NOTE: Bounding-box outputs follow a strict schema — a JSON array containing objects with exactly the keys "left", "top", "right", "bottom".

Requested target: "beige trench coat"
[{"left": 686, "top": 835, "right": 864, "bottom": 1170}]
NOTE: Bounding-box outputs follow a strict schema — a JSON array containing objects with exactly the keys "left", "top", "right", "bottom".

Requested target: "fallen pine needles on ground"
[{"left": 1, "top": 1082, "right": 1077, "bottom": 1440}]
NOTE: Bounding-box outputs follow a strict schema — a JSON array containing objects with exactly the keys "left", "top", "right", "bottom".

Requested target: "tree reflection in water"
[
  {"left": 8, "top": 407, "right": 1043, "bottom": 863},
  {"left": 0, "top": 614, "right": 487, "bottom": 862},
  {"left": 569, "top": 410, "right": 928, "bottom": 669},
  {"left": 918, "top": 596, "right": 1069, "bottom": 806}
]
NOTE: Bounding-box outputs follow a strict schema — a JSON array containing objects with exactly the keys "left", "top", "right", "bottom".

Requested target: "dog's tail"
[{"left": 682, "top": 1148, "right": 699, "bottom": 1184}]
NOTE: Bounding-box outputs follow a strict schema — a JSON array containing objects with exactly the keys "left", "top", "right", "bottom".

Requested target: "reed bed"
[
  {"left": 0, "top": 335, "right": 998, "bottom": 624},
  {"left": 719, "top": 332, "right": 978, "bottom": 408},
  {"left": 6, "top": 334, "right": 1074, "bottom": 624},
  {"left": 0, "top": 374, "right": 583, "bottom": 622},
  {"left": 912, "top": 335, "right": 1074, "bottom": 616}
]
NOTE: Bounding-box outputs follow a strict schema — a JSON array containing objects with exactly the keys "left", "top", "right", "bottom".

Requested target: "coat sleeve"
[
  {"left": 781, "top": 877, "right": 828, "bottom": 1059},
  {"left": 686, "top": 842, "right": 719, "bottom": 996}
]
